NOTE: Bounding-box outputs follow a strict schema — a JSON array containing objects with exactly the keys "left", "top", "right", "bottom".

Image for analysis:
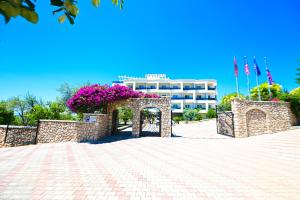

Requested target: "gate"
[
  {"left": 216, "top": 106, "right": 235, "bottom": 137},
  {"left": 140, "top": 108, "right": 161, "bottom": 137}
]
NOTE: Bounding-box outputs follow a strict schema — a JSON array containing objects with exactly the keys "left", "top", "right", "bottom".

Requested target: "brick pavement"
[{"left": 0, "top": 122, "right": 300, "bottom": 200}]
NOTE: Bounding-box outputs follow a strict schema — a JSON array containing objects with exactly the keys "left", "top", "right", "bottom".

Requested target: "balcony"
[
  {"left": 195, "top": 86, "right": 205, "bottom": 90},
  {"left": 136, "top": 86, "right": 147, "bottom": 90},
  {"left": 208, "top": 86, "right": 216, "bottom": 90},
  {"left": 196, "top": 97, "right": 207, "bottom": 100},
  {"left": 171, "top": 96, "right": 193, "bottom": 100},
  {"left": 112, "top": 81, "right": 123, "bottom": 84},
  {"left": 172, "top": 105, "right": 181, "bottom": 109},
  {"left": 147, "top": 86, "right": 157, "bottom": 89},
  {"left": 159, "top": 86, "right": 170, "bottom": 90},
  {"left": 183, "top": 87, "right": 195, "bottom": 90}
]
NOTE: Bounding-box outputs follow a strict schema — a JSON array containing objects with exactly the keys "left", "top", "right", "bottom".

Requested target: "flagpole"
[
  {"left": 264, "top": 57, "right": 272, "bottom": 100},
  {"left": 256, "top": 74, "right": 261, "bottom": 101},
  {"left": 234, "top": 56, "right": 240, "bottom": 98},
  {"left": 254, "top": 56, "right": 262, "bottom": 101},
  {"left": 247, "top": 75, "right": 250, "bottom": 100},
  {"left": 244, "top": 56, "right": 251, "bottom": 100},
  {"left": 235, "top": 76, "right": 240, "bottom": 98}
]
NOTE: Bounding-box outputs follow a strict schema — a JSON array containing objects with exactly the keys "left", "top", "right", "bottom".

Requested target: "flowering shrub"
[{"left": 67, "top": 84, "right": 160, "bottom": 113}]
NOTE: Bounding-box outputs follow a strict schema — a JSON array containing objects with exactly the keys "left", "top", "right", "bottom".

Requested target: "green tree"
[
  {"left": 183, "top": 109, "right": 198, "bottom": 121},
  {"left": 288, "top": 87, "right": 300, "bottom": 117},
  {"left": 296, "top": 68, "right": 300, "bottom": 85},
  {"left": 250, "top": 82, "right": 283, "bottom": 101},
  {"left": 0, "top": 0, "right": 124, "bottom": 24},
  {"left": 0, "top": 101, "right": 14, "bottom": 125},
  {"left": 118, "top": 107, "right": 132, "bottom": 125},
  {"left": 206, "top": 108, "right": 216, "bottom": 119},
  {"left": 218, "top": 93, "right": 245, "bottom": 111},
  {"left": 8, "top": 96, "right": 29, "bottom": 125},
  {"left": 26, "top": 104, "right": 51, "bottom": 126},
  {"left": 57, "top": 83, "right": 75, "bottom": 103}
]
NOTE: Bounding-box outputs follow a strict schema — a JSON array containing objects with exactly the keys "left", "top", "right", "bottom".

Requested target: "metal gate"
[
  {"left": 216, "top": 106, "right": 235, "bottom": 137},
  {"left": 140, "top": 108, "right": 161, "bottom": 137}
]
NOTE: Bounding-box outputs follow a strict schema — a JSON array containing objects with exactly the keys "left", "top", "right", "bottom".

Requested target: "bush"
[
  {"left": 206, "top": 108, "right": 216, "bottom": 119},
  {"left": 288, "top": 88, "right": 300, "bottom": 117},
  {"left": 0, "top": 102, "right": 14, "bottom": 125},
  {"left": 172, "top": 116, "right": 182, "bottom": 124},
  {"left": 195, "top": 113, "right": 203, "bottom": 121},
  {"left": 183, "top": 109, "right": 198, "bottom": 121}
]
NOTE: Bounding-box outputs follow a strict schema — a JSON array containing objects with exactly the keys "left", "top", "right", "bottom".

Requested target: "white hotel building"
[{"left": 113, "top": 74, "right": 217, "bottom": 114}]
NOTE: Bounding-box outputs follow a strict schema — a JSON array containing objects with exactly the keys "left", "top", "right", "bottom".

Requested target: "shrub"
[
  {"left": 195, "top": 113, "right": 203, "bottom": 121},
  {"left": 173, "top": 116, "right": 182, "bottom": 124},
  {"left": 206, "top": 108, "right": 216, "bottom": 119},
  {"left": 0, "top": 102, "right": 14, "bottom": 125},
  {"left": 288, "top": 87, "right": 300, "bottom": 117},
  {"left": 183, "top": 109, "right": 198, "bottom": 121}
]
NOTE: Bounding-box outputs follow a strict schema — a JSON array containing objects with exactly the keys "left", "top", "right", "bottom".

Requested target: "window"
[{"left": 185, "top": 105, "right": 190, "bottom": 109}]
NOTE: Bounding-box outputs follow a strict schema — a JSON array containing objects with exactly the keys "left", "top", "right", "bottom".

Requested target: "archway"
[
  {"left": 111, "top": 106, "right": 134, "bottom": 136},
  {"left": 246, "top": 109, "right": 267, "bottom": 136},
  {"left": 139, "top": 107, "right": 162, "bottom": 137}
]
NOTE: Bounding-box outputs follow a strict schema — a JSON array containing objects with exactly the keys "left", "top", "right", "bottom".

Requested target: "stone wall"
[
  {"left": 232, "top": 99, "right": 295, "bottom": 138},
  {"left": 0, "top": 125, "right": 37, "bottom": 147},
  {"left": 37, "top": 120, "right": 100, "bottom": 143}
]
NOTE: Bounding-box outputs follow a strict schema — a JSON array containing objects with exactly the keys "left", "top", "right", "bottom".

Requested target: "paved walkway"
[{"left": 0, "top": 124, "right": 300, "bottom": 200}]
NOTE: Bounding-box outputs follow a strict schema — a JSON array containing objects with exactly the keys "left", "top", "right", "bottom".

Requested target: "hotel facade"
[{"left": 113, "top": 74, "right": 217, "bottom": 114}]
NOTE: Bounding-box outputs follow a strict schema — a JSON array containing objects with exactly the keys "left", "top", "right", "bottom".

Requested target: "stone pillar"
[
  {"left": 132, "top": 109, "right": 140, "bottom": 137},
  {"left": 83, "top": 113, "right": 110, "bottom": 138}
]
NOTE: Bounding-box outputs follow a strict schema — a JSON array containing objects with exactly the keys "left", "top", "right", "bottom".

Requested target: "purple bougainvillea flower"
[{"left": 66, "top": 84, "right": 160, "bottom": 113}]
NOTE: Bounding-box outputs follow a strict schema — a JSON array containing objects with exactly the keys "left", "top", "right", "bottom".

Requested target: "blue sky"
[{"left": 0, "top": 0, "right": 299, "bottom": 101}]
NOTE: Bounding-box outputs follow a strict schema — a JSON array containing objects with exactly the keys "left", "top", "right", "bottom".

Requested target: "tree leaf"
[
  {"left": 52, "top": 7, "right": 64, "bottom": 15},
  {"left": 58, "top": 14, "right": 66, "bottom": 23},
  {"left": 92, "top": 0, "right": 100, "bottom": 8},
  {"left": 51, "top": 0, "right": 64, "bottom": 7},
  {"left": 66, "top": 13, "right": 74, "bottom": 25},
  {"left": 0, "top": 1, "right": 20, "bottom": 17},
  {"left": 112, "top": 0, "right": 118, "bottom": 6},
  {"left": 0, "top": 10, "right": 11, "bottom": 23},
  {"left": 20, "top": 7, "right": 38, "bottom": 24},
  {"left": 24, "top": 0, "right": 35, "bottom": 9}
]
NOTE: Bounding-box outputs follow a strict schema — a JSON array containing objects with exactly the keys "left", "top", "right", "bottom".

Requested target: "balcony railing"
[
  {"left": 196, "top": 97, "right": 207, "bottom": 100},
  {"left": 136, "top": 86, "right": 147, "bottom": 90},
  {"left": 171, "top": 97, "right": 193, "bottom": 100},
  {"left": 172, "top": 106, "right": 181, "bottom": 109},
  {"left": 196, "top": 97, "right": 216, "bottom": 100},
  {"left": 208, "top": 87, "right": 216, "bottom": 90}
]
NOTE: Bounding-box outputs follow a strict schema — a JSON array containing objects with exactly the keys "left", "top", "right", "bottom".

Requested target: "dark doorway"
[
  {"left": 140, "top": 107, "right": 161, "bottom": 137},
  {"left": 111, "top": 107, "right": 133, "bottom": 136}
]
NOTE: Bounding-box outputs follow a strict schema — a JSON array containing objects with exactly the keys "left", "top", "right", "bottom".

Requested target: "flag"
[
  {"left": 244, "top": 57, "right": 250, "bottom": 76},
  {"left": 234, "top": 56, "right": 238, "bottom": 77},
  {"left": 266, "top": 68, "right": 273, "bottom": 85},
  {"left": 253, "top": 57, "right": 261, "bottom": 76}
]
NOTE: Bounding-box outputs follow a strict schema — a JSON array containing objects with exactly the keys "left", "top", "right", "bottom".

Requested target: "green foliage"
[
  {"left": 183, "top": 109, "right": 198, "bottom": 121},
  {"left": 296, "top": 68, "right": 300, "bottom": 85},
  {"left": 0, "top": 0, "right": 124, "bottom": 24},
  {"left": 118, "top": 107, "right": 132, "bottom": 125},
  {"left": 206, "top": 108, "right": 216, "bottom": 119},
  {"left": 287, "top": 87, "right": 300, "bottom": 117},
  {"left": 0, "top": 101, "right": 14, "bottom": 125},
  {"left": 5, "top": 94, "right": 75, "bottom": 126},
  {"left": 172, "top": 116, "right": 182, "bottom": 124},
  {"left": 195, "top": 113, "right": 203, "bottom": 121},
  {"left": 250, "top": 82, "right": 283, "bottom": 101},
  {"left": 218, "top": 93, "right": 245, "bottom": 111}
]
